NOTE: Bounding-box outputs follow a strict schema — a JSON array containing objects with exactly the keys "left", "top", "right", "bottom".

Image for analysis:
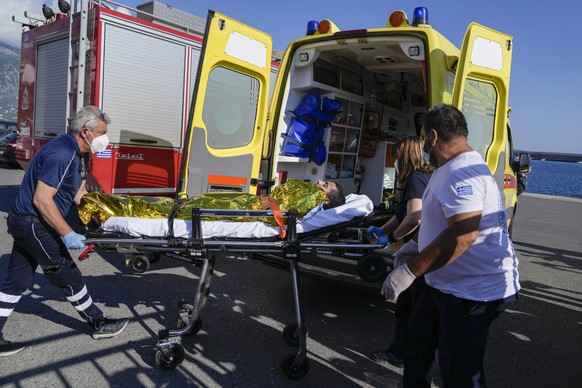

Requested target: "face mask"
[
  {"left": 422, "top": 134, "right": 435, "bottom": 165},
  {"left": 85, "top": 131, "right": 109, "bottom": 153}
]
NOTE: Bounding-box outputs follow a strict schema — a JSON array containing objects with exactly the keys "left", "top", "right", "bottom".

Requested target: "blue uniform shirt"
[{"left": 13, "top": 131, "right": 84, "bottom": 218}]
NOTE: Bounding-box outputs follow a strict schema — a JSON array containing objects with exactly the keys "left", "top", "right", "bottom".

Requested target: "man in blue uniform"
[{"left": 0, "top": 106, "right": 128, "bottom": 357}]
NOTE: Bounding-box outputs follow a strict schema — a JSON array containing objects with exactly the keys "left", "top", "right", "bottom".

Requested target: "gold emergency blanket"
[{"left": 78, "top": 179, "right": 326, "bottom": 225}]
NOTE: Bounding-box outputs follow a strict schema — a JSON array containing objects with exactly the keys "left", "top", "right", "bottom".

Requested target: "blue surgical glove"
[
  {"left": 378, "top": 233, "right": 397, "bottom": 246},
  {"left": 367, "top": 226, "right": 384, "bottom": 239},
  {"left": 63, "top": 231, "right": 86, "bottom": 249},
  {"left": 377, "top": 235, "right": 389, "bottom": 245}
]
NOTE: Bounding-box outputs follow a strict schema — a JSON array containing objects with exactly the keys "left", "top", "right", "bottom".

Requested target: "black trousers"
[
  {"left": 404, "top": 285, "right": 515, "bottom": 388},
  {"left": 389, "top": 276, "right": 426, "bottom": 357},
  {"left": 0, "top": 213, "right": 104, "bottom": 335}
]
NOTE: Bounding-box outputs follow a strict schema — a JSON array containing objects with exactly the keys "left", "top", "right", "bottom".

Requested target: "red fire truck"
[{"left": 13, "top": 0, "right": 279, "bottom": 196}]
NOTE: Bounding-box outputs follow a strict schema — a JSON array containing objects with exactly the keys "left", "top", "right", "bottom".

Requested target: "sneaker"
[
  {"left": 92, "top": 317, "right": 129, "bottom": 340},
  {"left": 370, "top": 349, "right": 404, "bottom": 368},
  {"left": 0, "top": 339, "right": 26, "bottom": 357}
]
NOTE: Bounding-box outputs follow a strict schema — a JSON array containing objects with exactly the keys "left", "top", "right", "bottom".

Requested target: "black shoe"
[
  {"left": 92, "top": 317, "right": 129, "bottom": 340},
  {"left": 0, "top": 339, "right": 26, "bottom": 356},
  {"left": 370, "top": 349, "right": 404, "bottom": 368}
]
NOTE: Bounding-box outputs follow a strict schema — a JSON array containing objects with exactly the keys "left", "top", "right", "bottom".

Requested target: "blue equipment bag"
[{"left": 281, "top": 94, "right": 342, "bottom": 166}]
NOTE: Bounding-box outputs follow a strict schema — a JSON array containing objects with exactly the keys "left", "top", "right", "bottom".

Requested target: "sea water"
[{"left": 526, "top": 160, "right": 582, "bottom": 199}]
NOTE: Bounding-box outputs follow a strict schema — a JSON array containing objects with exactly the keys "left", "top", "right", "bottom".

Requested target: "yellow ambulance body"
[{"left": 180, "top": 7, "right": 529, "bottom": 231}]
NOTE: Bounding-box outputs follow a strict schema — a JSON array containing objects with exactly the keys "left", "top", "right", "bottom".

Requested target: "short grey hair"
[{"left": 71, "top": 105, "right": 111, "bottom": 134}]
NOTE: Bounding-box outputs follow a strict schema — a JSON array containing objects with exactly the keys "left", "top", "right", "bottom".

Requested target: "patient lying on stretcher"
[
  {"left": 78, "top": 179, "right": 345, "bottom": 226},
  {"left": 79, "top": 179, "right": 375, "bottom": 240}
]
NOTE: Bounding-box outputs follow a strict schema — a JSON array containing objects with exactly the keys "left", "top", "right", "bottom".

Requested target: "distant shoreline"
[
  {"left": 517, "top": 151, "right": 582, "bottom": 163},
  {"left": 522, "top": 192, "right": 582, "bottom": 203}
]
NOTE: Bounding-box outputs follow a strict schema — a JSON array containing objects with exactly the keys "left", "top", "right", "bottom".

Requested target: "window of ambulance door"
[
  {"left": 461, "top": 79, "right": 497, "bottom": 159},
  {"left": 202, "top": 66, "right": 260, "bottom": 149}
]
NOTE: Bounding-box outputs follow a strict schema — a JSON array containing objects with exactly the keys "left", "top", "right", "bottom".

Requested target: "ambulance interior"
[{"left": 274, "top": 37, "right": 428, "bottom": 205}]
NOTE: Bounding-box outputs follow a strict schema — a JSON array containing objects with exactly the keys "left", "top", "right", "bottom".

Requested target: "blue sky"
[{"left": 3, "top": 0, "right": 581, "bottom": 154}]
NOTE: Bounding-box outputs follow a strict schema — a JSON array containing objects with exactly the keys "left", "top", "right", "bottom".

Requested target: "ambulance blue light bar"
[
  {"left": 412, "top": 7, "right": 429, "bottom": 26},
  {"left": 306, "top": 20, "right": 318, "bottom": 35}
]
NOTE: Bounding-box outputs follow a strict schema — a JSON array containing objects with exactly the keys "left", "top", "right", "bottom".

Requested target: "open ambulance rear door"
[
  {"left": 178, "top": 11, "right": 272, "bottom": 197},
  {"left": 451, "top": 23, "right": 516, "bottom": 217}
]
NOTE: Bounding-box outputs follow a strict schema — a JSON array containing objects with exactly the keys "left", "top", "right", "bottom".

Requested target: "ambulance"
[{"left": 180, "top": 6, "right": 531, "bottom": 234}]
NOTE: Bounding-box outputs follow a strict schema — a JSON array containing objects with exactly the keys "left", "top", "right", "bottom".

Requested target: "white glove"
[
  {"left": 393, "top": 240, "right": 418, "bottom": 268},
  {"left": 381, "top": 263, "right": 416, "bottom": 302}
]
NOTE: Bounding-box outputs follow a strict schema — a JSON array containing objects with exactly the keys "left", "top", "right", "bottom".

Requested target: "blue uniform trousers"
[{"left": 0, "top": 212, "right": 103, "bottom": 336}]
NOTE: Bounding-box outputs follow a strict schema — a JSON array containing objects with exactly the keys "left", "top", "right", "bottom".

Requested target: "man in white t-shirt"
[{"left": 381, "top": 104, "right": 520, "bottom": 387}]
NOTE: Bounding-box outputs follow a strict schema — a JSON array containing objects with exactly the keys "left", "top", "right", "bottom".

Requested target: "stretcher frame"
[{"left": 82, "top": 207, "right": 384, "bottom": 379}]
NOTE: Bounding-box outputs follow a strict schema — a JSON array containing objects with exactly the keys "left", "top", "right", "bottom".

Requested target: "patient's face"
[{"left": 315, "top": 180, "right": 337, "bottom": 195}]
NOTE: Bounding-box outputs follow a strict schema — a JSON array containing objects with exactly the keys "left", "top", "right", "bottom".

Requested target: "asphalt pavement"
[{"left": 0, "top": 165, "right": 580, "bottom": 387}]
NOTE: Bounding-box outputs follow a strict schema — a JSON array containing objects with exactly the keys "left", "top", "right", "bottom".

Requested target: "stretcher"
[{"left": 80, "top": 194, "right": 387, "bottom": 379}]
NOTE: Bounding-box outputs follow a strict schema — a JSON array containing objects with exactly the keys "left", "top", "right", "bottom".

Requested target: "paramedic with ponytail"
[
  {"left": 383, "top": 104, "right": 520, "bottom": 387},
  {"left": 0, "top": 106, "right": 128, "bottom": 357},
  {"left": 368, "top": 136, "right": 431, "bottom": 367}
]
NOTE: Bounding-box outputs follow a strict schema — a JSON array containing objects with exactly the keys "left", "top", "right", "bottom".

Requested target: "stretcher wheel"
[
  {"left": 356, "top": 253, "right": 388, "bottom": 282},
  {"left": 155, "top": 344, "right": 185, "bottom": 370},
  {"left": 280, "top": 352, "right": 310, "bottom": 379},
  {"left": 131, "top": 255, "right": 150, "bottom": 273},
  {"left": 282, "top": 322, "right": 307, "bottom": 346},
  {"left": 176, "top": 317, "right": 202, "bottom": 336}
]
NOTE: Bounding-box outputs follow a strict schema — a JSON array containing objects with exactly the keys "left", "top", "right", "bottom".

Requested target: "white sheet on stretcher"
[{"left": 102, "top": 194, "right": 374, "bottom": 239}]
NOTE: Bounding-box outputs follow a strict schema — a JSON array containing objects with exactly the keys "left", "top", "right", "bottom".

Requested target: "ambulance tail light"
[
  {"left": 334, "top": 29, "right": 368, "bottom": 37},
  {"left": 412, "top": 7, "right": 429, "bottom": 26},
  {"left": 388, "top": 10, "right": 408, "bottom": 27}
]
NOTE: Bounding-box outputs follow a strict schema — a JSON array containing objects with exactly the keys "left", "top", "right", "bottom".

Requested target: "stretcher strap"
[
  {"left": 167, "top": 198, "right": 187, "bottom": 238},
  {"left": 260, "top": 195, "right": 286, "bottom": 238}
]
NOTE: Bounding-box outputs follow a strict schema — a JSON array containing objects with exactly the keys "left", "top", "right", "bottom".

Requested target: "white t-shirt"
[{"left": 419, "top": 151, "right": 520, "bottom": 301}]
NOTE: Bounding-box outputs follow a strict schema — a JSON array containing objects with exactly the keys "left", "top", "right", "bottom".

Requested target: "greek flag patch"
[
  {"left": 96, "top": 149, "right": 111, "bottom": 159},
  {"left": 456, "top": 185, "right": 473, "bottom": 196}
]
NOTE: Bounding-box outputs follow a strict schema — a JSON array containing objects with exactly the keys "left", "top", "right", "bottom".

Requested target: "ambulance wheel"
[
  {"left": 280, "top": 352, "right": 310, "bottom": 379},
  {"left": 282, "top": 322, "right": 307, "bottom": 346},
  {"left": 155, "top": 344, "right": 185, "bottom": 370},
  {"left": 131, "top": 255, "right": 150, "bottom": 273},
  {"left": 176, "top": 317, "right": 202, "bottom": 336},
  {"left": 357, "top": 253, "right": 388, "bottom": 282}
]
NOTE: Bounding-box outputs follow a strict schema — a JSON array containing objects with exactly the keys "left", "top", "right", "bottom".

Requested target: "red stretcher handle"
[{"left": 78, "top": 244, "right": 95, "bottom": 261}]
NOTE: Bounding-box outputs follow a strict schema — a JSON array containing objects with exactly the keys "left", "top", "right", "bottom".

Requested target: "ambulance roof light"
[
  {"left": 306, "top": 20, "right": 318, "bottom": 36},
  {"left": 318, "top": 20, "right": 332, "bottom": 34},
  {"left": 388, "top": 10, "right": 407, "bottom": 27},
  {"left": 412, "top": 7, "right": 429, "bottom": 26}
]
